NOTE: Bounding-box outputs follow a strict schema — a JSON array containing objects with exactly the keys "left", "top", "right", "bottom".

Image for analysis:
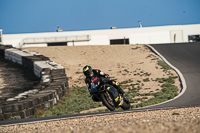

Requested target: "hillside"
[
  {"left": 27, "top": 45, "right": 180, "bottom": 89},
  {"left": 26, "top": 44, "right": 181, "bottom": 110}
]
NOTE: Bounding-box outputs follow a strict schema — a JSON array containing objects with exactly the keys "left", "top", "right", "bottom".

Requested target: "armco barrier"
[{"left": 0, "top": 45, "right": 69, "bottom": 120}]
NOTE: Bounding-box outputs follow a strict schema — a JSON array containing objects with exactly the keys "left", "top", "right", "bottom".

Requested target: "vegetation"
[
  {"left": 30, "top": 76, "right": 178, "bottom": 117},
  {"left": 42, "top": 86, "right": 102, "bottom": 117},
  {"left": 172, "top": 112, "right": 180, "bottom": 115},
  {"left": 143, "top": 78, "right": 150, "bottom": 82},
  {"left": 130, "top": 76, "right": 178, "bottom": 109},
  {"left": 131, "top": 46, "right": 140, "bottom": 50},
  {"left": 75, "top": 71, "right": 82, "bottom": 74},
  {"left": 120, "top": 79, "right": 133, "bottom": 84},
  {"left": 33, "top": 74, "right": 177, "bottom": 116},
  {"left": 9, "top": 116, "right": 21, "bottom": 120},
  {"left": 157, "top": 60, "right": 171, "bottom": 71}
]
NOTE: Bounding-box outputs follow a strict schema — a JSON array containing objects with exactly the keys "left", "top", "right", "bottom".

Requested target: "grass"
[
  {"left": 120, "top": 79, "right": 134, "bottom": 84},
  {"left": 142, "top": 72, "right": 151, "bottom": 76},
  {"left": 143, "top": 78, "right": 150, "bottom": 82},
  {"left": 42, "top": 86, "right": 102, "bottom": 117},
  {"left": 9, "top": 116, "right": 21, "bottom": 120},
  {"left": 157, "top": 60, "right": 171, "bottom": 71},
  {"left": 33, "top": 75, "right": 179, "bottom": 116},
  {"left": 130, "top": 76, "right": 178, "bottom": 109},
  {"left": 75, "top": 71, "right": 82, "bottom": 74},
  {"left": 123, "top": 69, "right": 129, "bottom": 73},
  {"left": 156, "top": 76, "right": 178, "bottom": 84},
  {"left": 146, "top": 54, "right": 154, "bottom": 58},
  {"left": 172, "top": 112, "right": 180, "bottom": 115},
  {"left": 131, "top": 46, "right": 140, "bottom": 50}
]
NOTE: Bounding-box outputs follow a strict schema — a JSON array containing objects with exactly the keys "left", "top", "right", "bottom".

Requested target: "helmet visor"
[{"left": 84, "top": 70, "right": 90, "bottom": 76}]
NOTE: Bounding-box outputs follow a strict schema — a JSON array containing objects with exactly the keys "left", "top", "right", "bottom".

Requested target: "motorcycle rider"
[{"left": 83, "top": 65, "right": 125, "bottom": 101}]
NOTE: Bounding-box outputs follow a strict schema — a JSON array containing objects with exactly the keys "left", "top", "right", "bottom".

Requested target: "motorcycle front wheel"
[
  {"left": 100, "top": 91, "right": 115, "bottom": 111},
  {"left": 121, "top": 98, "right": 130, "bottom": 110}
]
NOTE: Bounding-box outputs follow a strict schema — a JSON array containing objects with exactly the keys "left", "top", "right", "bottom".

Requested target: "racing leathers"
[{"left": 85, "top": 69, "right": 125, "bottom": 101}]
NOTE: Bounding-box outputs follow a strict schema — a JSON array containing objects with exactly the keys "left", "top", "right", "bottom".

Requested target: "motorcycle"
[{"left": 90, "top": 77, "right": 130, "bottom": 111}]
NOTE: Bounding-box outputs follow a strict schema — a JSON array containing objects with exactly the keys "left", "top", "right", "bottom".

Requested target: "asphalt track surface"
[
  {"left": 1, "top": 42, "right": 200, "bottom": 126},
  {"left": 144, "top": 42, "right": 200, "bottom": 109}
]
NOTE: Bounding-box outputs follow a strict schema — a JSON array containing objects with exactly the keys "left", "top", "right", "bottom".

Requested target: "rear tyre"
[{"left": 100, "top": 92, "right": 115, "bottom": 111}]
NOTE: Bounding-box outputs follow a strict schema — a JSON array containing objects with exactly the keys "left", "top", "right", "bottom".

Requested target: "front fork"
[
  {"left": 115, "top": 93, "right": 124, "bottom": 106},
  {"left": 99, "top": 85, "right": 124, "bottom": 106}
]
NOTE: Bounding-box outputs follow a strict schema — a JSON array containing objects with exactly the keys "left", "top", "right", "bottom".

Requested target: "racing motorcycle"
[{"left": 90, "top": 77, "right": 130, "bottom": 111}]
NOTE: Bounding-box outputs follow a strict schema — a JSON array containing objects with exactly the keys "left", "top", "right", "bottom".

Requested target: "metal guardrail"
[{"left": 19, "top": 35, "right": 90, "bottom": 47}]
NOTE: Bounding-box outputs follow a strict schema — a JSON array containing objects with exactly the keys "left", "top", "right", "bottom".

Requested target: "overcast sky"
[{"left": 0, "top": 0, "right": 200, "bottom": 34}]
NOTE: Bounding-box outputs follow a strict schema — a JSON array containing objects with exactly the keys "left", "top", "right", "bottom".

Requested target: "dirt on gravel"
[{"left": 0, "top": 106, "right": 200, "bottom": 133}]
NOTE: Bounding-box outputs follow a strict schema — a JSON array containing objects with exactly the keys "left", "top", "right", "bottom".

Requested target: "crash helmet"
[{"left": 83, "top": 65, "right": 93, "bottom": 77}]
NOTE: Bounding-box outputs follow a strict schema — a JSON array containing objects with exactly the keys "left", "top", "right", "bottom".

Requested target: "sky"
[{"left": 0, "top": 0, "right": 200, "bottom": 34}]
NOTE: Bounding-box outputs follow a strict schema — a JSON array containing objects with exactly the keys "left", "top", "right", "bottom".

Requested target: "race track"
[
  {"left": 143, "top": 42, "right": 200, "bottom": 109},
  {"left": 1, "top": 42, "right": 200, "bottom": 126}
]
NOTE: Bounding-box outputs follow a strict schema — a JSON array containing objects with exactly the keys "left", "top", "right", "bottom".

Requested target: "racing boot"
[{"left": 113, "top": 83, "right": 129, "bottom": 102}]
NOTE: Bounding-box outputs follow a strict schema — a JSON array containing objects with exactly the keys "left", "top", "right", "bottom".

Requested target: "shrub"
[
  {"left": 143, "top": 72, "right": 151, "bottom": 76},
  {"left": 137, "top": 86, "right": 142, "bottom": 90},
  {"left": 120, "top": 79, "right": 133, "bottom": 84},
  {"left": 75, "top": 72, "right": 82, "bottom": 74},
  {"left": 9, "top": 116, "right": 21, "bottom": 120},
  {"left": 172, "top": 112, "right": 180, "bottom": 115},
  {"left": 157, "top": 60, "right": 171, "bottom": 71},
  {"left": 35, "top": 108, "right": 46, "bottom": 117},
  {"left": 143, "top": 78, "right": 150, "bottom": 82},
  {"left": 131, "top": 46, "right": 140, "bottom": 50},
  {"left": 124, "top": 69, "right": 129, "bottom": 73}
]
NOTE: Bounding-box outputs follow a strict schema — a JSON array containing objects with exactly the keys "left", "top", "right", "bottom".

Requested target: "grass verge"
[{"left": 38, "top": 86, "right": 103, "bottom": 117}]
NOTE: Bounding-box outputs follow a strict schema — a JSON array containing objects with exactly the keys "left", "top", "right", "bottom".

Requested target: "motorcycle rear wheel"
[{"left": 100, "top": 92, "right": 115, "bottom": 111}]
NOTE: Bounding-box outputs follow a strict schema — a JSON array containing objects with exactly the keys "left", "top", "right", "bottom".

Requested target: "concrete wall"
[
  {"left": 2, "top": 24, "right": 200, "bottom": 47},
  {"left": 130, "top": 31, "right": 170, "bottom": 44},
  {"left": 0, "top": 45, "right": 69, "bottom": 120}
]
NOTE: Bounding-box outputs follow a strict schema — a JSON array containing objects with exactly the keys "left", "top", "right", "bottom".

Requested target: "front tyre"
[
  {"left": 100, "top": 92, "right": 115, "bottom": 111},
  {"left": 121, "top": 98, "right": 130, "bottom": 110}
]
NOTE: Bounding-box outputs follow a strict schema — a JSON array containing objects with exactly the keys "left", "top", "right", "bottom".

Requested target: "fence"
[{"left": 20, "top": 35, "right": 90, "bottom": 47}]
